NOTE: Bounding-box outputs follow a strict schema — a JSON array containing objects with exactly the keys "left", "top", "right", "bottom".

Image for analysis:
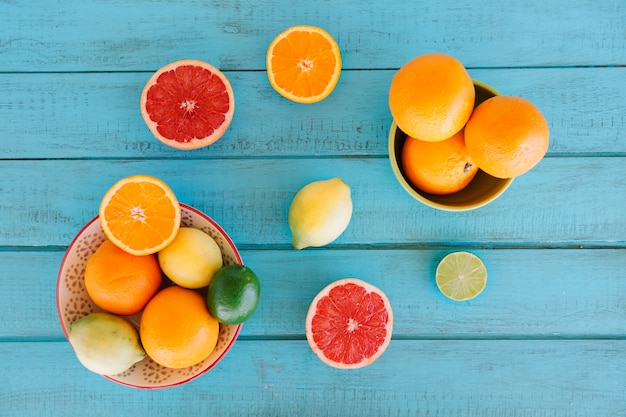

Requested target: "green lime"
[
  {"left": 435, "top": 251, "right": 487, "bottom": 301},
  {"left": 207, "top": 265, "right": 261, "bottom": 324}
]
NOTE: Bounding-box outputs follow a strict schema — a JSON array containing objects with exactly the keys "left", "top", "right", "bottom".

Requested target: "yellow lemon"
[
  {"left": 288, "top": 178, "right": 353, "bottom": 250},
  {"left": 69, "top": 312, "right": 146, "bottom": 375},
  {"left": 158, "top": 227, "right": 223, "bottom": 289}
]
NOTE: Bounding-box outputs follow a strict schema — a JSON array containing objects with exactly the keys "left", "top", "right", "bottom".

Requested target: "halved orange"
[
  {"left": 266, "top": 25, "right": 342, "bottom": 104},
  {"left": 140, "top": 60, "right": 235, "bottom": 150},
  {"left": 99, "top": 175, "right": 181, "bottom": 256}
]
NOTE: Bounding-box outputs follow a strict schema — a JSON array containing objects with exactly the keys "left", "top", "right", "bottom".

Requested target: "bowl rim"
[
  {"left": 387, "top": 80, "right": 514, "bottom": 212},
  {"left": 56, "top": 203, "right": 243, "bottom": 389}
]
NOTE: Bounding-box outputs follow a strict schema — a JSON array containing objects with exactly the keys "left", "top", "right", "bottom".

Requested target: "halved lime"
[{"left": 435, "top": 251, "right": 487, "bottom": 301}]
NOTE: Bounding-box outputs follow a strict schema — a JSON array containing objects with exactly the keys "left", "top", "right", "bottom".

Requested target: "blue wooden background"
[{"left": 1, "top": 0, "right": 625, "bottom": 415}]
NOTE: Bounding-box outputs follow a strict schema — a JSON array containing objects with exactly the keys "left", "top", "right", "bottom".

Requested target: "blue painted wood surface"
[{"left": 1, "top": 0, "right": 625, "bottom": 415}]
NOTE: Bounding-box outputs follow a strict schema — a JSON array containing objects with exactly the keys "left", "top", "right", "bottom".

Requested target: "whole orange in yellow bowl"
[
  {"left": 401, "top": 129, "right": 478, "bottom": 195},
  {"left": 389, "top": 80, "right": 514, "bottom": 211},
  {"left": 465, "top": 95, "right": 549, "bottom": 179},
  {"left": 389, "top": 53, "right": 475, "bottom": 142}
]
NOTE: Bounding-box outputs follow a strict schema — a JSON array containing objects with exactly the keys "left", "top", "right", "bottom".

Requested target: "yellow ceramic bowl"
[{"left": 388, "top": 80, "right": 514, "bottom": 211}]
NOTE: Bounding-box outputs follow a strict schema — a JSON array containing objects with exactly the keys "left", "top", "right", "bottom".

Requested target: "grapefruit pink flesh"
[
  {"left": 305, "top": 278, "right": 393, "bottom": 369},
  {"left": 141, "top": 60, "right": 235, "bottom": 150}
]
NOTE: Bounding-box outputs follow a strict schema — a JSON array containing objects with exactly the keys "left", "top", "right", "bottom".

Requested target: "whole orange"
[
  {"left": 84, "top": 239, "right": 162, "bottom": 316},
  {"left": 465, "top": 95, "right": 549, "bottom": 179},
  {"left": 389, "top": 53, "right": 475, "bottom": 142},
  {"left": 401, "top": 129, "right": 479, "bottom": 195},
  {"left": 139, "top": 286, "right": 220, "bottom": 369}
]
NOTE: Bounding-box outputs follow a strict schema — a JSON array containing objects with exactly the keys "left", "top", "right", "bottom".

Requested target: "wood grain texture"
[
  {"left": 3, "top": 249, "right": 626, "bottom": 341},
  {"left": 1, "top": 0, "right": 625, "bottom": 414},
  {"left": 1, "top": 0, "right": 624, "bottom": 71},
  {"left": 3, "top": 340, "right": 626, "bottom": 416},
  {"left": 1, "top": 68, "right": 625, "bottom": 159},
  {"left": 0, "top": 158, "right": 624, "bottom": 247}
]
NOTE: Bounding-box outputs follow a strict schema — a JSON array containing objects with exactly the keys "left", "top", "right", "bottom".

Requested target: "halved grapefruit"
[
  {"left": 140, "top": 59, "right": 235, "bottom": 150},
  {"left": 305, "top": 278, "right": 393, "bottom": 369}
]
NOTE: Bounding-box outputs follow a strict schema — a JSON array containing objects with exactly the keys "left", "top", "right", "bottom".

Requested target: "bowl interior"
[
  {"left": 56, "top": 203, "right": 242, "bottom": 389},
  {"left": 388, "top": 80, "right": 514, "bottom": 211}
]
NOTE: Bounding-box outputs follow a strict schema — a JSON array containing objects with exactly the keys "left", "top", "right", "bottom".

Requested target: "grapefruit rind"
[
  {"left": 140, "top": 59, "right": 235, "bottom": 150},
  {"left": 305, "top": 278, "right": 393, "bottom": 369}
]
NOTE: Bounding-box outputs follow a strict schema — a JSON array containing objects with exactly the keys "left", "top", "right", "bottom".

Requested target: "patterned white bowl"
[{"left": 57, "top": 203, "right": 243, "bottom": 389}]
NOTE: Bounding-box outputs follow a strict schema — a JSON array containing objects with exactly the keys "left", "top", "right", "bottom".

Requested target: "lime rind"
[
  {"left": 435, "top": 251, "right": 487, "bottom": 301},
  {"left": 207, "top": 265, "right": 261, "bottom": 325}
]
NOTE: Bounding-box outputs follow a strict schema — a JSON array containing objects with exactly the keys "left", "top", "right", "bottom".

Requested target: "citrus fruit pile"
[
  {"left": 69, "top": 174, "right": 260, "bottom": 375},
  {"left": 389, "top": 52, "right": 549, "bottom": 195}
]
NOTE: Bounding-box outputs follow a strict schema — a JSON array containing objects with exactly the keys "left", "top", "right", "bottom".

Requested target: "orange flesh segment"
[
  {"left": 100, "top": 176, "right": 180, "bottom": 255},
  {"left": 270, "top": 31, "right": 338, "bottom": 97}
]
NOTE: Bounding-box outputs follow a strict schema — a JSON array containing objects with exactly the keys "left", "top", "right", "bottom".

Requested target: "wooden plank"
[
  {"left": 3, "top": 340, "right": 626, "bottom": 416},
  {"left": 4, "top": 249, "right": 626, "bottom": 340},
  {"left": 1, "top": 0, "right": 624, "bottom": 72},
  {"left": 0, "top": 158, "right": 624, "bottom": 247},
  {"left": 1, "top": 67, "right": 624, "bottom": 159}
]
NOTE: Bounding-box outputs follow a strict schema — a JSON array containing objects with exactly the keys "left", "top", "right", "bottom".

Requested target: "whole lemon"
[
  {"left": 158, "top": 227, "right": 223, "bottom": 289},
  {"left": 288, "top": 178, "right": 352, "bottom": 250},
  {"left": 69, "top": 312, "right": 146, "bottom": 375}
]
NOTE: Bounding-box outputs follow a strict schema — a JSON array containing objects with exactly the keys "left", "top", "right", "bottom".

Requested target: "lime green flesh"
[
  {"left": 207, "top": 265, "right": 261, "bottom": 324},
  {"left": 435, "top": 251, "right": 487, "bottom": 301}
]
